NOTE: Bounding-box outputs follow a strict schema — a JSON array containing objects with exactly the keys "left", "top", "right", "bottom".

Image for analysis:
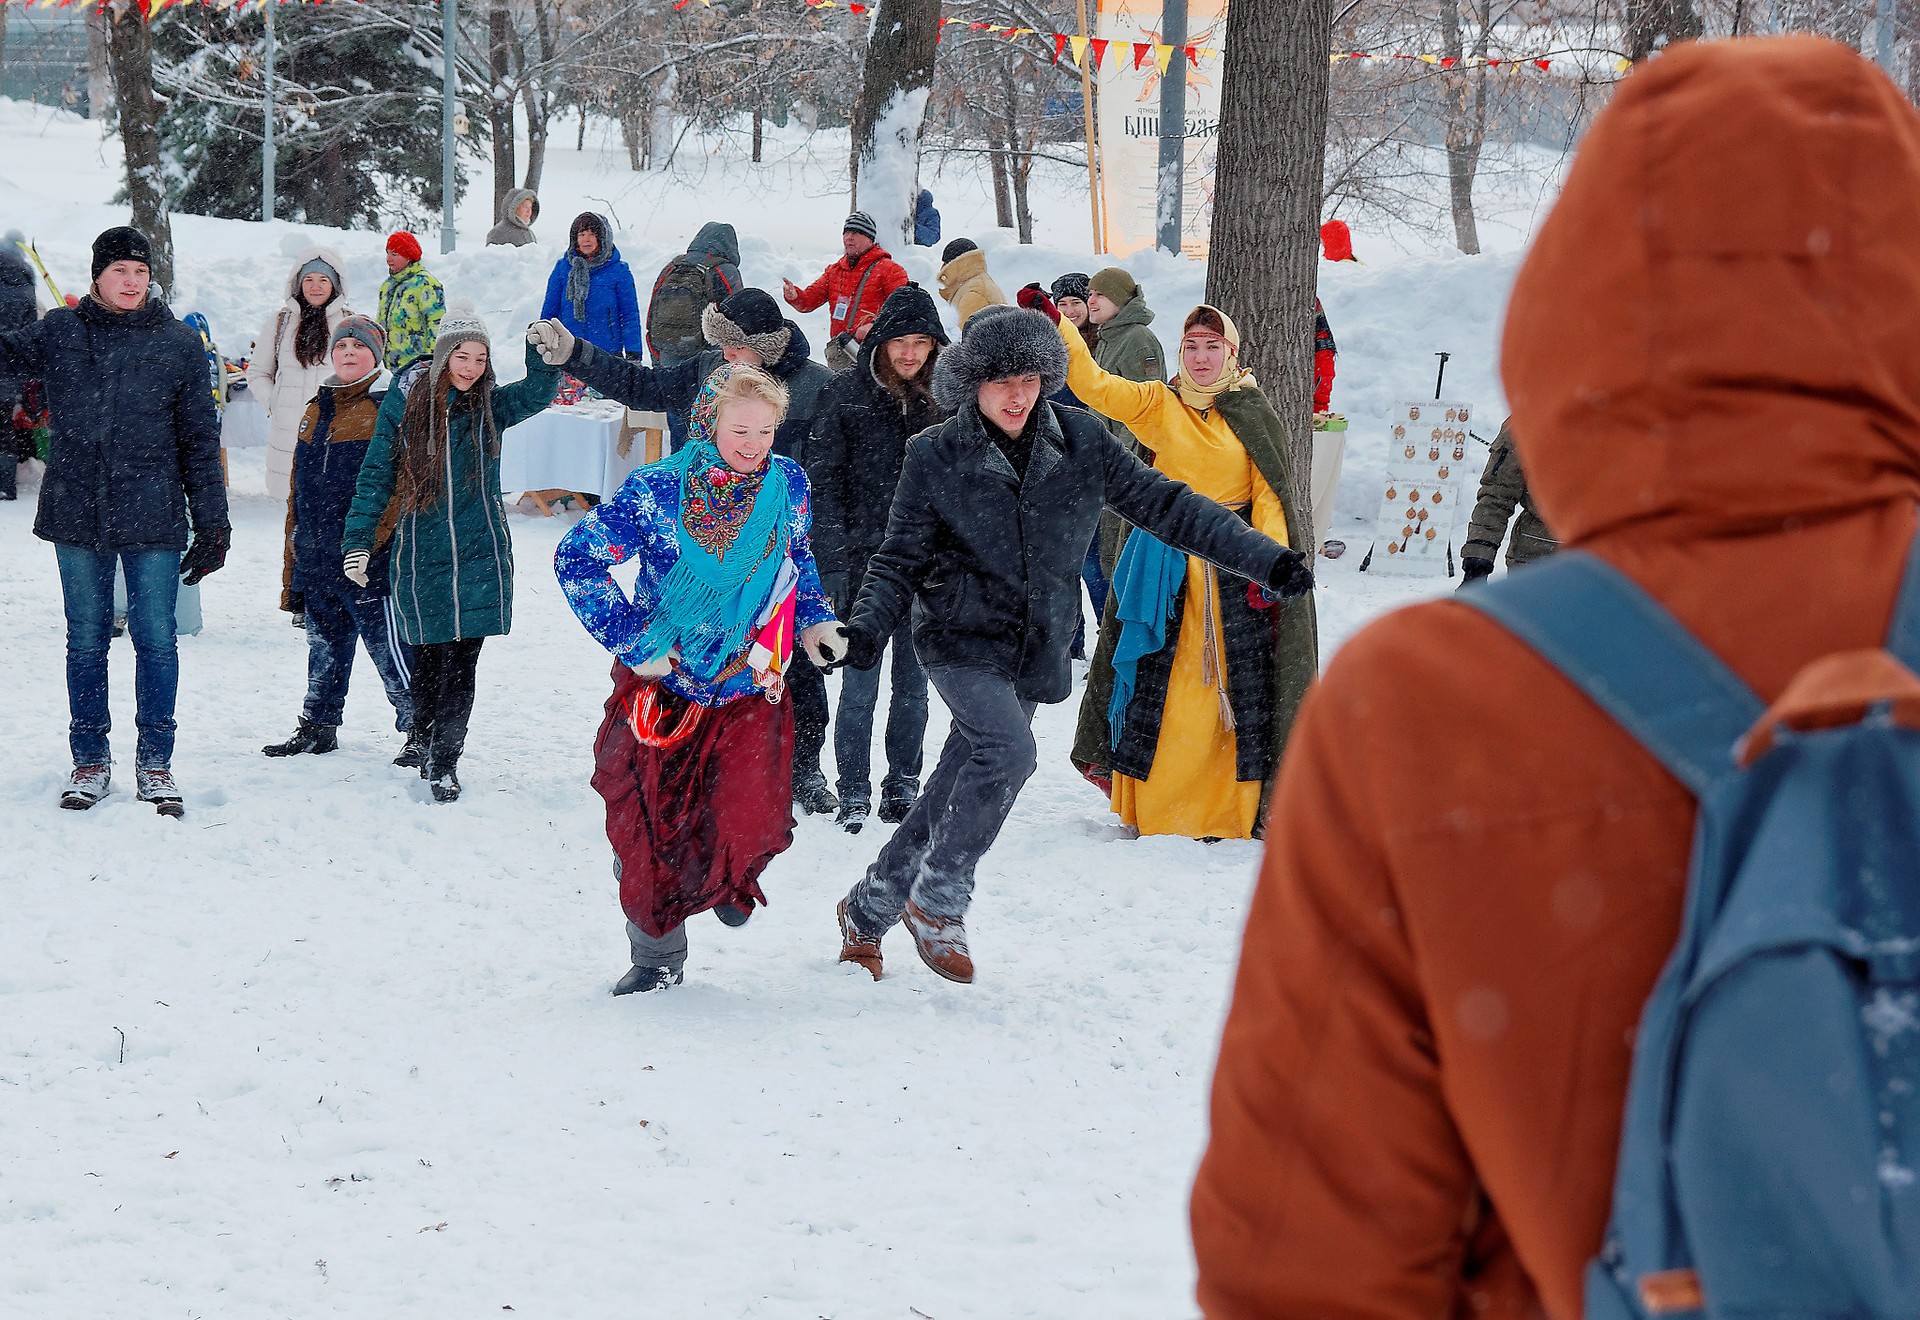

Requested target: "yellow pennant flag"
[
  {"left": 1155, "top": 44, "right": 1175, "bottom": 74},
  {"left": 1070, "top": 34, "right": 1090, "bottom": 67},
  {"left": 1419, "top": 53, "right": 1440, "bottom": 64},
  {"left": 1616, "top": 57, "right": 1632, "bottom": 72}
]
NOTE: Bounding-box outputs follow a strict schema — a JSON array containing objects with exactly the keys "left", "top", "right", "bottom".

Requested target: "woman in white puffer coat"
[{"left": 248, "top": 246, "right": 351, "bottom": 500}]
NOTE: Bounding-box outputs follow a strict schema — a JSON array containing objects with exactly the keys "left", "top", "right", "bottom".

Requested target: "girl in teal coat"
[{"left": 343, "top": 299, "right": 560, "bottom": 801}]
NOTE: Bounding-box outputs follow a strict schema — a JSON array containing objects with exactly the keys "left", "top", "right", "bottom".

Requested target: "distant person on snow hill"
[
  {"left": 803, "top": 283, "right": 952, "bottom": 834},
  {"left": 1191, "top": 37, "right": 1920, "bottom": 1320},
  {"left": 343, "top": 301, "right": 561, "bottom": 804},
  {"left": 265, "top": 315, "right": 419, "bottom": 766},
  {"left": 823, "top": 306, "right": 1309, "bottom": 985},
  {"left": 248, "top": 246, "right": 350, "bottom": 505},
  {"left": 530, "top": 286, "right": 843, "bottom": 818},
  {"left": 553, "top": 364, "right": 846, "bottom": 996},
  {"left": 914, "top": 189, "right": 941, "bottom": 247},
  {"left": 485, "top": 187, "right": 541, "bottom": 248},
  {"left": 377, "top": 232, "right": 445, "bottom": 372},
  {"left": 936, "top": 238, "right": 1006, "bottom": 330},
  {"left": 0, "top": 225, "right": 231, "bottom": 817},
  {"left": 541, "top": 212, "right": 641, "bottom": 359},
  {"left": 646, "top": 220, "right": 743, "bottom": 368},
  {"left": 782, "top": 211, "right": 908, "bottom": 373},
  {"left": 1458, "top": 416, "right": 1558, "bottom": 588}
]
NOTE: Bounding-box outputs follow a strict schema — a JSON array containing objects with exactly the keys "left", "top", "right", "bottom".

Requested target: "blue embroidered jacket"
[{"left": 554, "top": 453, "right": 835, "bottom": 707}]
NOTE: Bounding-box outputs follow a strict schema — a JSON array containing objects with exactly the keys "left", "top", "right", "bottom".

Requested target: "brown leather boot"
[
  {"left": 901, "top": 899, "right": 974, "bottom": 984},
  {"left": 837, "top": 897, "right": 884, "bottom": 981}
]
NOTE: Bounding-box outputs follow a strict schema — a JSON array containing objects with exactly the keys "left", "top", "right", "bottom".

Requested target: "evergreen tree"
[{"left": 152, "top": 2, "right": 471, "bottom": 231}]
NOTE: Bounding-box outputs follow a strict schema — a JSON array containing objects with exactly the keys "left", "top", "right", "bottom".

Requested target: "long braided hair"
[{"left": 390, "top": 359, "right": 501, "bottom": 514}]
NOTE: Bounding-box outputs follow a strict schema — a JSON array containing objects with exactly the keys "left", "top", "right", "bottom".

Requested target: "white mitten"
[
  {"left": 802, "top": 621, "right": 849, "bottom": 669},
  {"left": 527, "top": 318, "right": 576, "bottom": 367},
  {"left": 627, "top": 647, "right": 679, "bottom": 679},
  {"left": 342, "top": 550, "right": 370, "bottom": 588}
]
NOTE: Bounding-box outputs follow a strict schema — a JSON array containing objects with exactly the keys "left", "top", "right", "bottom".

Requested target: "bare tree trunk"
[
  {"left": 86, "top": 7, "right": 112, "bottom": 123},
  {"left": 999, "top": 56, "right": 1034, "bottom": 241},
  {"left": 752, "top": 104, "right": 764, "bottom": 162},
  {"left": 0, "top": 7, "right": 11, "bottom": 94},
  {"left": 1626, "top": 0, "right": 1705, "bottom": 62},
  {"left": 850, "top": 0, "right": 940, "bottom": 244},
  {"left": 488, "top": 0, "right": 516, "bottom": 217},
  {"left": 619, "top": 97, "right": 644, "bottom": 170},
  {"left": 649, "top": 63, "right": 677, "bottom": 170},
  {"left": 1439, "top": 0, "right": 1489, "bottom": 255},
  {"left": 1205, "top": 0, "right": 1334, "bottom": 492},
  {"left": 986, "top": 128, "right": 1014, "bottom": 229},
  {"left": 104, "top": 2, "right": 173, "bottom": 292},
  {"left": 521, "top": 84, "right": 548, "bottom": 192},
  {"left": 577, "top": 102, "right": 588, "bottom": 152}
]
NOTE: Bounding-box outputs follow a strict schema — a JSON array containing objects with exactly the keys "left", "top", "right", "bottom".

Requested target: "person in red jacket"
[
  {"left": 1312, "top": 297, "right": 1336, "bottom": 412},
  {"left": 782, "top": 212, "right": 909, "bottom": 370}
]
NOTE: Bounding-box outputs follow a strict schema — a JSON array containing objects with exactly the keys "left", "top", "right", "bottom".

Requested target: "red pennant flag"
[
  {"left": 971, "top": 20, "right": 990, "bottom": 29},
  {"left": 1130, "top": 42, "right": 1147, "bottom": 69},
  {"left": 849, "top": 3, "right": 867, "bottom": 11},
  {"left": 1090, "top": 37, "right": 1108, "bottom": 68},
  {"left": 1440, "top": 56, "right": 1457, "bottom": 67},
  {"left": 1053, "top": 33, "right": 1067, "bottom": 63},
  {"left": 1534, "top": 57, "right": 1552, "bottom": 70},
  {"left": 1487, "top": 58, "right": 1501, "bottom": 69},
  {"left": 1185, "top": 44, "right": 1199, "bottom": 64}
]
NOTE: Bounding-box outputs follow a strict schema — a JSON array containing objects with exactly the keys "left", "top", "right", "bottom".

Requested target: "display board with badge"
[{"left": 1362, "top": 400, "right": 1473, "bottom": 577}]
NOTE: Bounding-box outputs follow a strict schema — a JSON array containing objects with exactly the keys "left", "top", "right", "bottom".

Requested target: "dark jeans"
[
  {"left": 833, "top": 617, "right": 927, "bottom": 804},
  {"left": 411, "top": 637, "right": 484, "bottom": 775},
  {"left": 55, "top": 543, "right": 182, "bottom": 769},
  {"left": 302, "top": 583, "right": 416, "bottom": 730},
  {"left": 847, "top": 665, "right": 1038, "bottom": 931},
  {"left": 789, "top": 653, "right": 829, "bottom": 779},
  {"left": 1072, "top": 536, "right": 1109, "bottom": 654}
]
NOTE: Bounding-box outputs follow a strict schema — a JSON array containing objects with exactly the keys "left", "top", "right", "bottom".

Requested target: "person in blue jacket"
[
  {"left": 541, "top": 212, "right": 641, "bottom": 358},
  {"left": 914, "top": 190, "right": 941, "bottom": 247}
]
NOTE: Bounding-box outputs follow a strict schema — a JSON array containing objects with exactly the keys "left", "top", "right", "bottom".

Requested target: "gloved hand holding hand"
[
  {"left": 1016, "top": 283, "right": 1060, "bottom": 325},
  {"left": 527, "top": 318, "right": 576, "bottom": 367},
  {"left": 180, "top": 529, "right": 230, "bottom": 586},
  {"left": 1459, "top": 557, "right": 1495, "bottom": 589},
  {"left": 802, "top": 622, "right": 850, "bottom": 670},
  {"left": 1265, "top": 547, "right": 1314, "bottom": 601},
  {"left": 342, "top": 550, "right": 371, "bottom": 588}
]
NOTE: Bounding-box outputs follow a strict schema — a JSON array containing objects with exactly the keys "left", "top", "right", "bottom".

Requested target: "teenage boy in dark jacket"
[
  {"left": 805, "top": 283, "right": 951, "bottom": 831},
  {"left": 530, "top": 286, "right": 844, "bottom": 813},
  {"left": 265, "top": 316, "right": 418, "bottom": 764},
  {"left": 0, "top": 226, "right": 230, "bottom": 815},
  {"left": 820, "top": 307, "right": 1312, "bottom": 984}
]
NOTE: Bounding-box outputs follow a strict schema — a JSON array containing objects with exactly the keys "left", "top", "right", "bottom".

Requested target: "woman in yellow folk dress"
[{"left": 1059, "top": 303, "right": 1319, "bottom": 840}]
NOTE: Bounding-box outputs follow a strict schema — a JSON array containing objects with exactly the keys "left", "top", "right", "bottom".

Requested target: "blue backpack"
[{"left": 1463, "top": 547, "right": 1920, "bottom": 1320}]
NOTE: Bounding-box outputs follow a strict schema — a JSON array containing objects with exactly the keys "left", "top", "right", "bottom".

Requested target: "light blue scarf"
[{"left": 1106, "top": 530, "right": 1186, "bottom": 749}]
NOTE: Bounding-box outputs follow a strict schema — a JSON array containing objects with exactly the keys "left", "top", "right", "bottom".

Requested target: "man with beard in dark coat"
[
  {"left": 804, "top": 283, "right": 951, "bottom": 832},
  {"left": 531, "top": 286, "right": 844, "bottom": 813},
  {"left": 0, "top": 226, "right": 230, "bottom": 815},
  {"left": 816, "top": 307, "right": 1313, "bottom": 984}
]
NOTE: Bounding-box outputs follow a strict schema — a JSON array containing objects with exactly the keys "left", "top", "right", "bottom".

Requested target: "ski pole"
[
  {"left": 1433, "top": 351, "right": 1451, "bottom": 400},
  {"left": 17, "top": 240, "right": 65, "bottom": 307}
]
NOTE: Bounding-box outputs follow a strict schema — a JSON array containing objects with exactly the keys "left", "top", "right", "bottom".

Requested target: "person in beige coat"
[
  {"left": 936, "top": 239, "right": 1005, "bottom": 329},
  {"left": 248, "top": 247, "right": 351, "bottom": 501}
]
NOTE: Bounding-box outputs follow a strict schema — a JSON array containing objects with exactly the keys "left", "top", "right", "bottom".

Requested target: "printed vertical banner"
[
  {"left": 1092, "top": 0, "right": 1227, "bottom": 258},
  {"left": 1366, "top": 401, "right": 1474, "bottom": 577}
]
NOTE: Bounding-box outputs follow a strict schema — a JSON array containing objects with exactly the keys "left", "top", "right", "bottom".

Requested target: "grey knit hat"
[
  {"left": 930, "top": 305, "right": 1067, "bottom": 412},
  {"left": 431, "top": 298, "right": 492, "bottom": 385},
  {"left": 843, "top": 211, "right": 879, "bottom": 241},
  {"left": 331, "top": 314, "right": 386, "bottom": 363}
]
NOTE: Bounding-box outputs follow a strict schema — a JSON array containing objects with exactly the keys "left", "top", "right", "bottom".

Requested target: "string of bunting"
[{"left": 5, "top": 0, "right": 355, "bottom": 10}]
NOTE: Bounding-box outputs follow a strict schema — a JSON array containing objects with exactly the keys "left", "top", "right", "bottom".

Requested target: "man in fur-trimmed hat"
[
  {"left": 531, "top": 285, "right": 844, "bottom": 816},
  {"left": 814, "top": 306, "right": 1313, "bottom": 985}
]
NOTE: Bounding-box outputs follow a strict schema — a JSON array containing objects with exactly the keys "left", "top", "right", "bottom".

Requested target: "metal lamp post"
[
  {"left": 1155, "top": 0, "right": 1187, "bottom": 255},
  {"left": 262, "top": 0, "right": 275, "bottom": 223},
  {"left": 441, "top": 0, "right": 457, "bottom": 254}
]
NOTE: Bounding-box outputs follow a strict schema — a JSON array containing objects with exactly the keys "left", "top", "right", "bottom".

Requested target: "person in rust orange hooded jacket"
[{"left": 1190, "top": 36, "right": 1920, "bottom": 1320}]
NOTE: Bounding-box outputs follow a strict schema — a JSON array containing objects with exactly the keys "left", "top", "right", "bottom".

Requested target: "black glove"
[
  {"left": 1459, "top": 557, "right": 1495, "bottom": 589},
  {"left": 1264, "top": 547, "right": 1314, "bottom": 600},
  {"left": 840, "top": 626, "right": 883, "bottom": 673},
  {"left": 1016, "top": 283, "right": 1060, "bottom": 325},
  {"left": 180, "top": 529, "right": 231, "bottom": 586}
]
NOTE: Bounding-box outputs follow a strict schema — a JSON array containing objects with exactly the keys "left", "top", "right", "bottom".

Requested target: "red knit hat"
[
  {"left": 1319, "top": 219, "right": 1358, "bottom": 263},
  {"left": 386, "top": 231, "right": 423, "bottom": 263}
]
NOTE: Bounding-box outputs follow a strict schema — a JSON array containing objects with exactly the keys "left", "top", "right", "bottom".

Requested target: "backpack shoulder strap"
[
  {"left": 1459, "top": 551, "right": 1765, "bottom": 795},
  {"left": 1883, "top": 526, "right": 1920, "bottom": 670}
]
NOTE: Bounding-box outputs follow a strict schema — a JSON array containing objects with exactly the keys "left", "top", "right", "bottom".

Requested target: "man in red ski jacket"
[{"left": 783, "top": 211, "right": 909, "bottom": 367}]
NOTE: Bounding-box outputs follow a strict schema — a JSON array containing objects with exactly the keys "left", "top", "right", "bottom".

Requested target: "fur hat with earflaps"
[
  {"left": 431, "top": 299, "right": 492, "bottom": 387},
  {"left": 930, "top": 305, "right": 1067, "bottom": 412},
  {"left": 701, "top": 288, "right": 794, "bottom": 364}
]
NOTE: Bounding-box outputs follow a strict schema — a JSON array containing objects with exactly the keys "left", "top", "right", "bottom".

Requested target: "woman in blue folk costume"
[{"left": 555, "top": 363, "right": 851, "bottom": 995}]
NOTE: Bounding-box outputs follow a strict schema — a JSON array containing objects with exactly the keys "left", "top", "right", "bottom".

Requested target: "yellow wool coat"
[{"left": 936, "top": 249, "right": 1007, "bottom": 329}]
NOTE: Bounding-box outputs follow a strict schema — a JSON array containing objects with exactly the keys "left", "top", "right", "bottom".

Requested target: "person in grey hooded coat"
[{"left": 485, "top": 188, "right": 540, "bottom": 247}]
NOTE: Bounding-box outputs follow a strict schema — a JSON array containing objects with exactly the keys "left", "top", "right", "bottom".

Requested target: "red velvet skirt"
[{"left": 591, "top": 663, "right": 796, "bottom": 938}]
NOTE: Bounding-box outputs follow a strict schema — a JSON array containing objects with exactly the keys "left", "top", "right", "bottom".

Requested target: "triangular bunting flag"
[
  {"left": 1155, "top": 44, "right": 1175, "bottom": 74},
  {"left": 1054, "top": 33, "right": 1067, "bottom": 62},
  {"left": 1535, "top": 57, "right": 1552, "bottom": 70},
  {"left": 1440, "top": 55, "right": 1456, "bottom": 67},
  {"left": 1071, "top": 34, "right": 1090, "bottom": 67},
  {"left": 1133, "top": 42, "right": 1150, "bottom": 70},
  {"left": 1615, "top": 57, "right": 1632, "bottom": 71},
  {"left": 1090, "top": 37, "right": 1109, "bottom": 68},
  {"left": 1186, "top": 44, "right": 1199, "bottom": 64}
]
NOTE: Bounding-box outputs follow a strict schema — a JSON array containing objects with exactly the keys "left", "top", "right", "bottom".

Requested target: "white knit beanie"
[{"left": 431, "top": 298, "right": 491, "bottom": 385}]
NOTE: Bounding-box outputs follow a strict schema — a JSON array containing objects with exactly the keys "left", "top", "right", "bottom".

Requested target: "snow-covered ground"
[{"left": 0, "top": 96, "right": 1539, "bottom": 1316}]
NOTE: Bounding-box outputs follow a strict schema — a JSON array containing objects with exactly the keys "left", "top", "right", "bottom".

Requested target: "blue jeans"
[
  {"left": 847, "top": 665, "right": 1038, "bottom": 929},
  {"left": 833, "top": 618, "right": 927, "bottom": 804},
  {"left": 56, "top": 543, "right": 182, "bottom": 769},
  {"left": 301, "top": 582, "right": 416, "bottom": 730},
  {"left": 1072, "top": 536, "right": 1109, "bottom": 654}
]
